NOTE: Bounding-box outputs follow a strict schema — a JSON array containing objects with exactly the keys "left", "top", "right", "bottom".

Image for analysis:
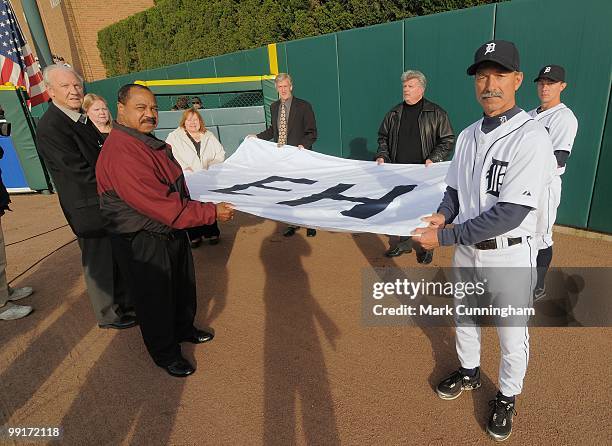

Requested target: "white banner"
[{"left": 185, "top": 139, "right": 450, "bottom": 236}]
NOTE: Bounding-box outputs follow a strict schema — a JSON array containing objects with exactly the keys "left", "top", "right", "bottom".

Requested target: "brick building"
[{"left": 11, "top": 0, "right": 154, "bottom": 81}]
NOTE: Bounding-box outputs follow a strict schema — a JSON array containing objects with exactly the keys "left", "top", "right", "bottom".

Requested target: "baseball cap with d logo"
[
  {"left": 467, "top": 40, "right": 520, "bottom": 75},
  {"left": 533, "top": 65, "right": 565, "bottom": 82}
]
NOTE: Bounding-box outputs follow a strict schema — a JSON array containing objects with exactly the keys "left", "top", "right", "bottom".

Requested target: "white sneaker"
[
  {"left": 8, "top": 286, "right": 33, "bottom": 302},
  {"left": 0, "top": 302, "right": 33, "bottom": 320}
]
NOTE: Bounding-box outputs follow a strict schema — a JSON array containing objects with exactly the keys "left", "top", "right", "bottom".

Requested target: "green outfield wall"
[{"left": 77, "top": 0, "right": 612, "bottom": 232}]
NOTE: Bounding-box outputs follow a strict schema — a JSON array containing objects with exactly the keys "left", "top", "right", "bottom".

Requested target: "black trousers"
[
  {"left": 187, "top": 221, "right": 220, "bottom": 241},
  {"left": 396, "top": 236, "right": 429, "bottom": 255},
  {"left": 111, "top": 230, "right": 197, "bottom": 366},
  {"left": 78, "top": 236, "right": 133, "bottom": 324}
]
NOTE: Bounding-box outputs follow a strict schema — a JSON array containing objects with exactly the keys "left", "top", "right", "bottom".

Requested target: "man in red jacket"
[{"left": 96, "top": 84, "right": 234, "bottom": 377}]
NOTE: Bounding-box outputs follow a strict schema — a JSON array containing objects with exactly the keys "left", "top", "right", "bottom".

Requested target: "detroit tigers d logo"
[{"left": 485, "top": 158, "right": 508, "bottom": 197}]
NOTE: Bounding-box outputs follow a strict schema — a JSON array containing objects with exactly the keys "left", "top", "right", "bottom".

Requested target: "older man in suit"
[
  {"left": 36, "top": 64, "right": 136, "bottom": 329},
  {"left": 254, "top": 73, "right": 318, "bottom": 237}
]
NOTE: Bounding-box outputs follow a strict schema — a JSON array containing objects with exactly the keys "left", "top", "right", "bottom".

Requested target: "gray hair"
[
  {"left": 43, "top": 63, "right": 84, "bottom": 87},
  {"left": 275, "top": 72, "right": 293, "bottom": 85},
  {"left": 401, "top": 70, "right": 427, "bottom": 90}
]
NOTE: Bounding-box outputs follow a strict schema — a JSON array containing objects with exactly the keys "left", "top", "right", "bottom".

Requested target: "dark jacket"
[
  {"left": 96, "top": 123, "right": 216, "bottom": 235},
  {"left": 36, "top": 102, "right": 108, "bottom": 237},
  {"left": 257, "top": 96, "right": 317, "bottom": 149},
  {"left": 376, "top": 98, "right": 455, "bottom": 163},
  {"left": 0, "top": 146, "right": 10, "bottom": 216}
]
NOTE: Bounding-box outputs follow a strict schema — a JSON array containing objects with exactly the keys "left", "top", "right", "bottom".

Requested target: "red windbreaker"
[{"left": 96, "top": 122, "right": 216, "bottom": 234}]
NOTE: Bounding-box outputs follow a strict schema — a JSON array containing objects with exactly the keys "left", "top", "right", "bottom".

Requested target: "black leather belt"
[{"left": 474, "top": 237, "right": 522, "bottom": 250}]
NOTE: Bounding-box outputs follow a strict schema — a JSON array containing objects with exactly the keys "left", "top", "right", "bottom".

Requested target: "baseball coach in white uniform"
[
  {"left": 528, "top": 65, "right": 578, "bottom": 300},
  {"left": 413, "top": 40, "right": 556, "bottom": 442}
]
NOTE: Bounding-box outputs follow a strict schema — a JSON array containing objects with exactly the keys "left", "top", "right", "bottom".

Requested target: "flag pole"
[{"left": 19, "top": 0, "right": 53, "bottom": 68}]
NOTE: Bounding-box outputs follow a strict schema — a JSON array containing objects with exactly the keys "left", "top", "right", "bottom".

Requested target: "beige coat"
[{"left": 166, "top": 127, "right": 225, "bottom": 172}]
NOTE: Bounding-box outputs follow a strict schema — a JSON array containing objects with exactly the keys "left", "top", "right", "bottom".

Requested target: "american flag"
[{"left": 0, "top": 0, "right": 48, "bottom": 106}]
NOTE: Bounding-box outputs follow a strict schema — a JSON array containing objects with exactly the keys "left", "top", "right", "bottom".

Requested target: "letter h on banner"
[
  {"left": 278, "top": 183, "right": 417, "bottom": 219},
  {"left": 212, "top": 176, "right": 318, "bottom": 195},
  {"left": 213, "top": 176, "right": 417, "bottom": 219}
]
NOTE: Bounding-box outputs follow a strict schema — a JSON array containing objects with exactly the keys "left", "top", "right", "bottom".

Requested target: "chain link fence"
[{"left": 162, "top": 91, "right": 264, "bottom": 111}]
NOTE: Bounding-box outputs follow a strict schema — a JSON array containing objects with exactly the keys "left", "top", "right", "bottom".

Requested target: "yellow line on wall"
[
  {"left": 135, "top": 75, "right": 276, "bottom": 87},
  {"left": 267, "top": 43, "right": 279, "bottom": 75},
  {"left": 0, "top": 83, "right": 26, "bottom": 91}
]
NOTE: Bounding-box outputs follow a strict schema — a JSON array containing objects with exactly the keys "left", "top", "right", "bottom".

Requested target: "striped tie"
[{"left": 278, "top": 102, "right": 287, "bottom": 146}]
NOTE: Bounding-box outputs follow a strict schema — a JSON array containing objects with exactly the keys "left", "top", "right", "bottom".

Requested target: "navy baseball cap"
[
  {"left": 534, "top": 65, "right": 565, "bottom": 82},
  {"left": 467, "top": 40, "right": 520, "bottom": 75}
]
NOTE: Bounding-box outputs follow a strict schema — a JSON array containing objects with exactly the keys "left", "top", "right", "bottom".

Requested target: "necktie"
[{"left": 278, "top": 102, "right": 287, "bottom": 146}]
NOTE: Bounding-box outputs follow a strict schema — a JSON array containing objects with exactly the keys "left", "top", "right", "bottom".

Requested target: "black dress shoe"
[
  {"left": 306, "top": 228, "right": 317, "bottom": 237},
  {"left": 163, "top": 357, "right": 195, "bottom": 378},
  {"left": 181, "top": 328, "right": 214, "bottom": 344},
  {"left": 384, "top": 246, "right": 412, "bottom": 257},
  {"left": 190, "top": 237, "right": 203, "bottom": 248},
  {"left": 118, "top": 306, "right": 137, "bottom": 318},
  {"left": 208, "top": 236, "right": 220, "bottom": 245},
  {"left": 416, "top": 250, "right": 434, "bottom": 264},
  {"left": 98, "top": 314, "right": 138, "bottom": 330},
  {"left": 283, "top": 227, "right": 297, "bottom": 237}
]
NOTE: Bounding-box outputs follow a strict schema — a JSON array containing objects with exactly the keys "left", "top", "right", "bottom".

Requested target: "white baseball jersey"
[
  {"left": 446, "top": 110, "right": 556, "bottom": 239},
  {"left": 528, "top": 103, "right": 577, "bottom": 248},
  {"left": 527, "top": 103, "right": 578, "bottom": 175}
]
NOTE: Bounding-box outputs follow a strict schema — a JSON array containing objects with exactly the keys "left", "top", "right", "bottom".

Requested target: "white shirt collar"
[{"left": 55, "top": 102, "right": 87, "bottom": 124}]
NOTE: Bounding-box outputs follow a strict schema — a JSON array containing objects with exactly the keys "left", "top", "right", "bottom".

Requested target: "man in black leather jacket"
[{"left": 376, "top": 70, "right": 455, "bottom": 263}]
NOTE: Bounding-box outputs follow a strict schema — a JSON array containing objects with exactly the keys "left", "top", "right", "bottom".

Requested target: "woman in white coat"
[{"left": 166, "top": 108, "right": 226, "bottom": 247}]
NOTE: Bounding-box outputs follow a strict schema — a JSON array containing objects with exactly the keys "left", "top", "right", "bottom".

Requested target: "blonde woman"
[
  {"left": 166, "top": 107, "right": 225, "bottom": 247},
  {"left": 83, "top": 93, "right": 112, "bottom": 137}
]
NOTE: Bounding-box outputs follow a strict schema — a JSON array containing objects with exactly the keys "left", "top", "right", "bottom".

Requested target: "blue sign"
[{"left": 0, "top": 135, "right": 29, "bottom": 190}]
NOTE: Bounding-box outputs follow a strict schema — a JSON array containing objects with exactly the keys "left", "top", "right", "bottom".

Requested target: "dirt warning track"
[{"left": 1, "top": 194, "right": 610, "bottom": 445}]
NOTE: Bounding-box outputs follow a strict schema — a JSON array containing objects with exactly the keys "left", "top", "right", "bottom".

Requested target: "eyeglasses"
[{"left": 191, "top": 101, "right": 202, "bottom": 106}]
